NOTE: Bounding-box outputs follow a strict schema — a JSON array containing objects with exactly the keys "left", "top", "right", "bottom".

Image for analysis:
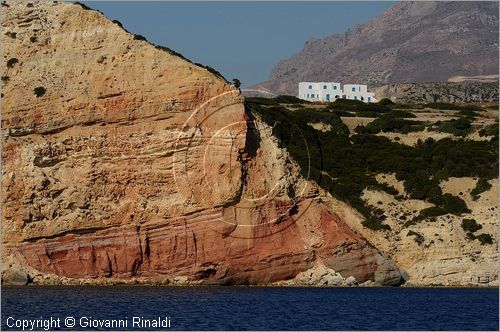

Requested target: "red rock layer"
[{"left": 1, "top": 1, "right": 400, "bottom": 285}]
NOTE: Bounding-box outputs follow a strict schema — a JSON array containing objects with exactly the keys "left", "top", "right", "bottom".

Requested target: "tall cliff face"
[
  {"left": 251, "top": 1, "right": 499, "bottom": 96},
  {"left": 1, "top": 2, "right": 400, "bottom": 285}
]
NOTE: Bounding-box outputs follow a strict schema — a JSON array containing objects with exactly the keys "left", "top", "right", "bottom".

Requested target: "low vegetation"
[
  {"left": 246, "top": 96, "right": 498, "bottom": 232},
  {"left": 470, "top": 178, "right": 492, "bottom": 200},
  {"left": 7, "top": 58, "right": 18, "bottom": 68},
  {"left": 33, "top": 86, "right": 46, "bottom": 97},
  {"left": 407, "top": 230, "right": 425, "bottom": 245},
  {"left": 461, "top": 219, "right": 482, "bottom": 233},
  {"left": 434, "top": 118, "right": 472, "bottom": 137}
]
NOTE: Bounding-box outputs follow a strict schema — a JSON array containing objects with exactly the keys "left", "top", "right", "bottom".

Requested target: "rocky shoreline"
[{"left": 3, "top": 264, "right": 497, "bottom": 288}]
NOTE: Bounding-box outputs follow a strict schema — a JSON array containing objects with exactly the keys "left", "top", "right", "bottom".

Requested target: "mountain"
[
  {"left": 250, "top": 1, "right": 499, "bottom": 96},
  {"left": 1, "top": 1, "right": 400, "bottom": 286}
]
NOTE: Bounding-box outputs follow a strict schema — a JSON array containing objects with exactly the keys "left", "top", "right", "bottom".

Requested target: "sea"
[{"left": 1, "top": 286, "right": 498, "bottom": 331}]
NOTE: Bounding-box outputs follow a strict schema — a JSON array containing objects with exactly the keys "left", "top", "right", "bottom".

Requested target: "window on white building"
[
  {"left": 333, "top": 86, "right": 337, "bottom": 90},
  {"left": 354, "top": 96, "right": 357, "bottom": 100},
  {"left": 352, "top": 87, "right": 355, "bottom": 92},
  {"left": 323, "top": 85, "right": 327, "bottom": 89},
  {"left": 368, "top": 97, "right": 371, "bottom": 102},
  {"left": 309, "top": 85, "right": 313, "bottom": 89}
]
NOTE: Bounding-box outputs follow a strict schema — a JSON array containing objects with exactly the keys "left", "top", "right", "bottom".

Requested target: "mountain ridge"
[{"left": 250, "top": 1, "right": 499, "bottom": 96}]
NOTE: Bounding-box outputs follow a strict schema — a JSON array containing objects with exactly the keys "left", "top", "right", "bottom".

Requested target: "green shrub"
[
  {"left": 407, "top": 230, "right": 425, "bottom": 245},
  {"left": 478, "top": 123, "right": 499, "bottom": 138},
  {"left": 378, "top": 98, "right": 394, "bottom": 106},
  {"left": 435, "top": 118, "right": 472, "bottom": 137},
  {"left": 74, "top": 1, "right": 92, "bottom": 10},
  {"left": 433, "top": 168, "right": 450, "bottom": 182},
  {"left": 466, "top": 232, "right": 476, "bottom": 241},
  {"left": 355, "top": 111, "right": 381, "bottom": 118},
  {"left": 331, "top": 109, "right": 355, "bottom": 117},
  {"left": 461, "top": 219, "right": 482, "bottom": 233},
  {"left": 392, "top": 103, "right": 423, "bottom": 110},
  {"left": 385, "top": 110, "right": 416, "bottom": 118},
  {"left": 364, "top": 115, "right": 423, "bottom": 134},
  {"left": 439, "top": 193, "right": 470, "bottom": 215},
  {"left": 7, "top": 58, "right": 18, "bottom": 68},
  {"left": 112, "top": 19, "right": 125, "bottom": 29},
  {"left": 419, "top": 206, "right": 447, "bottom": 218},
  {"left": 33, "top": 86, "right": 46, "bottom": 97},
  {"left": 274, "top": 95, "right": 307, "bottom": 104},
  {"left": 362, "top": 217, "right": 391, "bottom": 231},
  {"left": 404, "top": 206, "right": 446, "bottom": 227},
  {"left": 457, "top": 109, "right": 478, "bottom": 118},
  {"left": 476, "top": 233, "right": 493, "bottom": 245},
  {"left": 471, "top": 178, "right": 492, "bottom": 200},
  {"left": 133, "top": 34, "right": 147, "bottom": 41},
  {"left": 328, "top": 99, "right": 390, "bottom": 113}
]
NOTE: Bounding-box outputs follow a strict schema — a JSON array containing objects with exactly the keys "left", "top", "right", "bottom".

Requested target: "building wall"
[{"left": 298, "top": 82, "right": 376, "bottom": 103}]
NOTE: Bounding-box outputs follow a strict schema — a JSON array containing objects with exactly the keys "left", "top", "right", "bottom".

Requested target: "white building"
[{"left": 298, "top": 82, "right": 376, "bottom": 103}]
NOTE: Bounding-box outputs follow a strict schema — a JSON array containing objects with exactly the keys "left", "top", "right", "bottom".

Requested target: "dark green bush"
[
  {"left": 471, "top": 178, "right": 492, "bottom": 200},
  {"left": 331, "top": 109, "right": 355, "bottom": 117},
  {"left": 274, "top": 95, "right": 307, "bottom": 104},
  {"left": 476, "top": 233, "right": 493, "bottom": 245},
  {"left": 133, "top": 34, "right": 147, "bottom": 41},
  {"left": 407, "top": 230, "right": 425, "bottom": 245},
  {"left": 466, "top": 232, "right": 476, "bottom": 241},
  {"left": 419, "top": 206, "right": 447, "bottom": 218},
  {"left": 7, "top": 58, "right": 18, "bottom": 68},
  {"left": 435, "top": 118, "right": 472, "bottom": 137},
  {"left": 364, "top": 115, "right": 423, "bottom": 134},
  {"left": 74, "top": 1, "right": 92, "bottom": 10},
  {"left": 439, "top": 193, "right": 470, "bottom": 215},
  {"left": 385, "top": 110, "right": 417, "bottom": 119},
  {"left": 112, "top": 19, "right": 124, "bottom": 29},
  {"left": 355, "top": 111, "right": 381, "bottom": 118},
  {"left": 378, "top": 98, "right": 394, "bottom": 106},
  {"left": 461, "top": 219, "right": 482, "bottom": 233},
  {"left": 33, "top": 86, "right": 46, "bottom": 97},
  {"left": 362, "top": 217, "right": 391, "bottom": 231},
  {"left": 393, "top": 103, "right": 423, "bottom": 110},
  {"left": 457, "top": 109, "right": 478, "bottom": 118},
  {"left": 328, "top": 99, "right": 390, "bottom": 113},
  {"left": 478, "top": 123, "right": 499, "bottom": 138}
]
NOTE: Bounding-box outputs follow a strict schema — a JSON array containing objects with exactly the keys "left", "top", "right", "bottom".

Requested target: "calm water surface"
[{"left": 2, "top": 286, "right": 498, "bottom": 330}]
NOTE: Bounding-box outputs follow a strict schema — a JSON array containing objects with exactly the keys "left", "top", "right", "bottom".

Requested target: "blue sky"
[{"left": 84, "top": 1, "right": 395, "bottom": 87}]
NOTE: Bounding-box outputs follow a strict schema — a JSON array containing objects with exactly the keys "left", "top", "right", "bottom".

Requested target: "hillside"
[
  {"left": 250, "top": 1, "right": 499, "bottom": 96},
  {"left": 246, "top": 96, "right": 499, "bottom": 286},
  {"left": 1, "top": 1, "right": 400, "bottom": 286}
]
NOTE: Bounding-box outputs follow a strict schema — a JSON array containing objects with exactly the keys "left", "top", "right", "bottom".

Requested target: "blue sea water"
[{"left": 1, "top": 286, "right": 498, "bottom": 331}]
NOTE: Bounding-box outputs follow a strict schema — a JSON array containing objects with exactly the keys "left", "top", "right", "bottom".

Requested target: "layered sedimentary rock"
[{"left": 1, "top": 1, "right": 400, "bottom": 285}]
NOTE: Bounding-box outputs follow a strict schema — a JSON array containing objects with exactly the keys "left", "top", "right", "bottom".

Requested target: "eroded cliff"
[{"left": 1, "top": 1, "right": 400, "bottom": 286}]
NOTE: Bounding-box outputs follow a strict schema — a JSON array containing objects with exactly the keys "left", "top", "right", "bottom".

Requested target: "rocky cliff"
[
  {"left": 1, "top": 1, "right": 400, "bottom": 286},
  {"left": 372, "top": 81, "right": 499, "bottom": 104},
  {"left": 250, "top": 1, "right": 499, "bottom": 96}
]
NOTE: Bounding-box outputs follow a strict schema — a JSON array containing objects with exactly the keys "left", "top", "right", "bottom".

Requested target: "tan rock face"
[{"left": 1, "top": 1, "right": 400, "bottom": 285}]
